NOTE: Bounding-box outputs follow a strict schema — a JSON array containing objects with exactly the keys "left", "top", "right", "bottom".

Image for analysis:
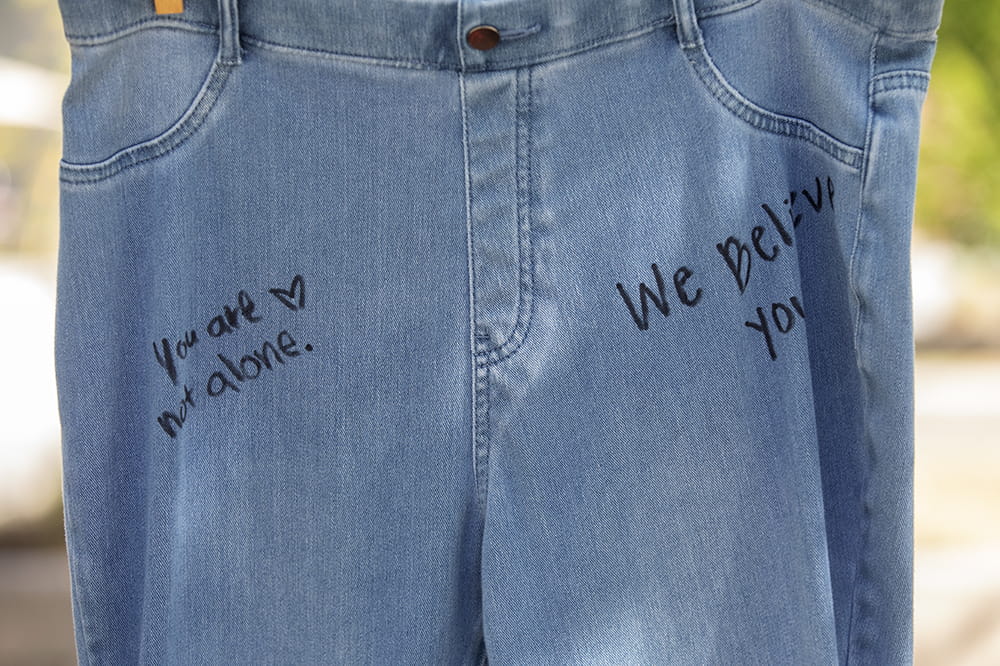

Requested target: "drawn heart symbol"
[
  {"left": 715, "top": 237, "right": 751, "bottom": 294},
  {"left": 269, "top": 274, "right": 306, "bottom": 311}
]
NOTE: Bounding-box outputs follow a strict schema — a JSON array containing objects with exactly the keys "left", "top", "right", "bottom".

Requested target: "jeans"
[{"left": 55, "top": 0, "right": 943, "bottom": 662}]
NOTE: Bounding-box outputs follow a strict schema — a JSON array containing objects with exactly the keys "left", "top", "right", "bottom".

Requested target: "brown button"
[{"left": 466, "top": 25, "right": 500, "bottom": 51}]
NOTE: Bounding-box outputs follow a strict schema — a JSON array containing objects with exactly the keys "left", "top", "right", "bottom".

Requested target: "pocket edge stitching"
[
  {"left": 59, "top": 35, "right": 235, "bottom": 185},
  {"left": 677, "top": 29, "right": 866, "bottom": 170}
]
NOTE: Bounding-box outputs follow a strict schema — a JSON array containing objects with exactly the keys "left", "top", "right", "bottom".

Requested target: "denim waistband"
[{"left": 59, "top": 0, "right": 945, "bottom": 72}]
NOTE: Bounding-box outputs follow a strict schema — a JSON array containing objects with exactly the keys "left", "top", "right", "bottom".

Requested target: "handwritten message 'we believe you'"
[{"left": 615, "top": 175, "right": 834, "bottom": 360}]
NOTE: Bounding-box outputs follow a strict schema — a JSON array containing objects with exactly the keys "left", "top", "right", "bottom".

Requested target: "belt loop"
[
  {"left": 218, "top": 0, "right": 242, "bottom": 65},
  {"left": 671, "top": 0, "right": 703, "bottom": 49}
]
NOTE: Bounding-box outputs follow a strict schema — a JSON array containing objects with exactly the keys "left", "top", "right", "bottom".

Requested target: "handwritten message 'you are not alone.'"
[{"left": 152, "top": 274, "right": 315, "bottom": 439}]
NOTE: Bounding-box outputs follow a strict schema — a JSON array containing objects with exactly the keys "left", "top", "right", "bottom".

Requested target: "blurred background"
[{"left": 0, "top": 0, "right": 997, "bottom": 663}]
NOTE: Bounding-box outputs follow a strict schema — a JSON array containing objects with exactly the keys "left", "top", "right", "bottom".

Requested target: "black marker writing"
[
  {"left": 744, "top": 296, "right": 806, "bottom": 361},
  {"left": 615, "top": 174, "right": 832, "bottom": 361},
  {"left": 205, "top": 330, "right": 306, "bottom": 397},
  {"left": 156, "top": 384, "right": 197, "bottom": 439},
  {"left": 616, "top": 263, "right": 702, "bottom": 330},
  {"left": 715, "top": 236, "right": 752, "bottom": 294},
  {"left": 152, "top": 273, "right": 316, "bottom": 439}
]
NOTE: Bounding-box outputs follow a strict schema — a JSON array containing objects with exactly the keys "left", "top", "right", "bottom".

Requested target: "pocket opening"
[
  {"left": 669, "top": 0, "right": 866, "bottom": 169},
  {"left": 59, "top": 1, "right": 242, "bottom": 185}
]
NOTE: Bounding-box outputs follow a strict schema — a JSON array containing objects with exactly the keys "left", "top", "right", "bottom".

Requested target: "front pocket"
[
  {"left": 671, "top": 0, "right": 869, "bottom": 170},
  {"left": 59, "top": 24, "right": 235, "bottom": 184}
]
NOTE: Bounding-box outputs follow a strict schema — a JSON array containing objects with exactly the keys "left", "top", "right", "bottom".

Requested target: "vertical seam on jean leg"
[
  {"left": 474, "top": 362, "right": 492, "bottom": 510},
  {"left": 511, "top": 64, "right": 528, "bottom": 350},
  {"left": 844, "top": 28, "right": 880, "bottom": 666},
  {"left": 521, "top": 66, "right": 535, "bottom": 350},
  {"left": 456, "top": 0, "right": 481, "bottom": 493}
]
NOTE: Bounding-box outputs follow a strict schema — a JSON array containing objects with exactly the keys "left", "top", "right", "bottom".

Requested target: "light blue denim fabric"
[{"left": 55, "top": 0, "right": 943, "bottom": 663}]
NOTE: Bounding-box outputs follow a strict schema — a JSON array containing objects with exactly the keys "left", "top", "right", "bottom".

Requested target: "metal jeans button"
[{"left": 466, "top": 25, "right": 501, "bottom": 51}]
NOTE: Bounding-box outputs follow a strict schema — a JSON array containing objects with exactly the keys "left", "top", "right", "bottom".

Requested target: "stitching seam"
[
  {"left": 480, "top": 64, "right": 527, "bottom": 356},
  {"left": 843, "top": 29, "right": 880, "bottom": 666},
  {"left": 802, "top": 0, "right": 941, "bottom": 40},
  {"left": 65, "top": 18, "right": 217, "bottom": 44},
  {"left": 235, "top": 3, "right": 758, "bottom": 73},
  {"left": 872, "top": 70, "right": 930, "bottom": 94},
  {"left": 60, "top": 2, "right": 773, "bottom": 63},
  {"left": 476, "top": 66, "right": 536, "bottom": 366},
  {"left": 457, "top": 0, "right": 485, "bottom": 506},
  {"left": 678, "top": 37, "right": 865, "bottom": 169},
  {"left": 473, "top": 360, "right": 491, "bottom": 509},
  {"left": 60, "top": 0, "right": 759, "bottom": 45},
  {"left": 59, "top": 50, "right": 235, "bottom": 184},
  {"left": 243, "top": 27, "right": 684, "bottom": 72}
]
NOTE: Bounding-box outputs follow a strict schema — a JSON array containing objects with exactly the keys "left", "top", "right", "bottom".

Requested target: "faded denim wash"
[{"left": 55, "top": 0, "right": 943, "bottom": 663}]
